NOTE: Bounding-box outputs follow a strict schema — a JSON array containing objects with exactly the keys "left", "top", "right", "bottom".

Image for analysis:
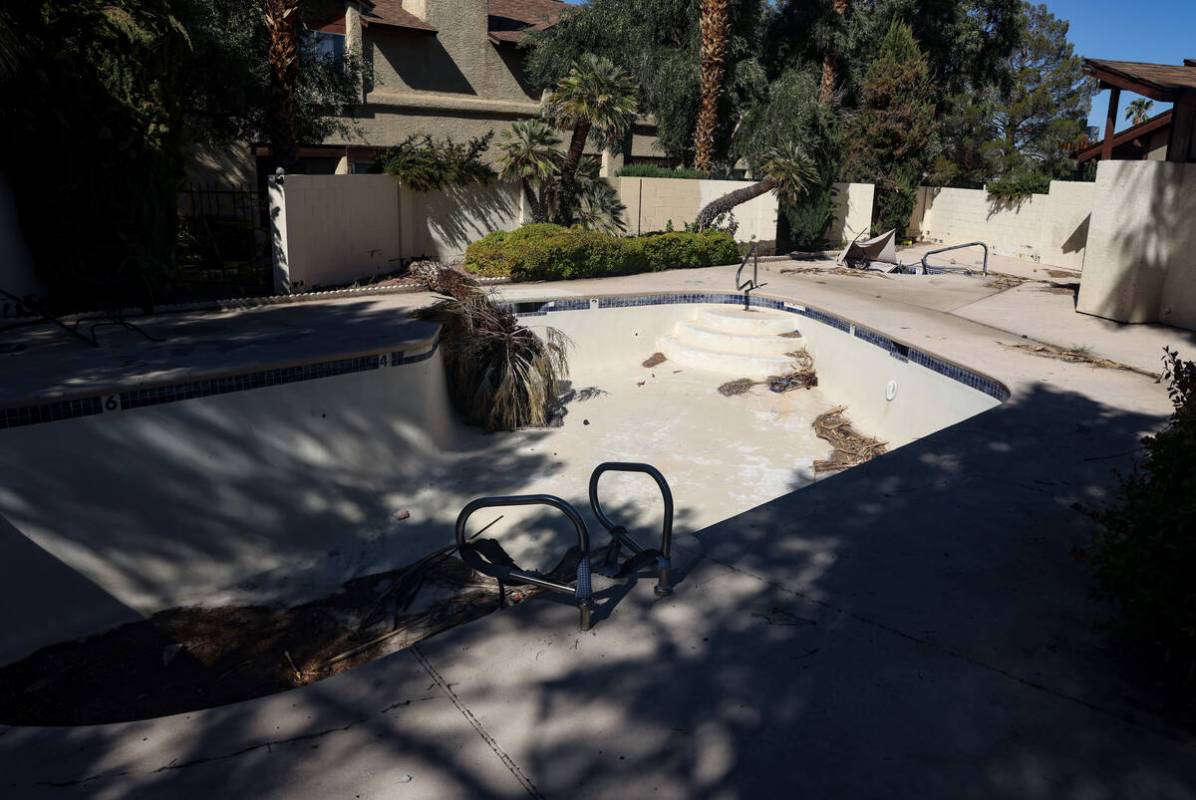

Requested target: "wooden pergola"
[{"left": 1084, "top": 58, "right": 1196, "bottom": 163}]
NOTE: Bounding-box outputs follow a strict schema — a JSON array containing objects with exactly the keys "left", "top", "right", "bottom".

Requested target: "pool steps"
[{"left": 658, "top": 307, "right": 806, "bottom": 380}]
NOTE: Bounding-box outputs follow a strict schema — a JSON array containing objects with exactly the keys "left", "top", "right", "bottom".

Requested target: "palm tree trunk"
[
  {"left": 819, "top": 0, "right": 848, "bottom": 105},
  {"left": 265, "top": 0, "right": 301, "bottom": 172},
  {"left": 695, "top": 176, "right": 776, "bottom": 230},
  {"left": 694, "top": 0, "right": 730, "bottom": 171},
  {"left": 522, "top": 178, "right": 547, "bottom": 223},
  {"left": 554, "top": 120, "right": 591, "bottom": 225}
]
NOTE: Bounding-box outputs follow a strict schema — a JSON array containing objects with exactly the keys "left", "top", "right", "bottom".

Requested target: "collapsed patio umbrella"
[{"left": 836, "top": 228, "right": 900, "bottom": 272}]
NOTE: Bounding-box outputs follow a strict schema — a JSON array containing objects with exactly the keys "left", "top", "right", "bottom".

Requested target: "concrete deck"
[{"left": 3, "top": 263, "right": 1195, "bottom": 798}]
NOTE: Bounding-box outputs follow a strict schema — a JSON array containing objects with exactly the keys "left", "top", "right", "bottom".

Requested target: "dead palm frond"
[{"left": 415, "top": 287, "right": 570, "bottom": 431}]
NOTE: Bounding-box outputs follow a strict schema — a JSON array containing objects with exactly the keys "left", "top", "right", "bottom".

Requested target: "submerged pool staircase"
[
  {"left": 455, "top": 463, "right": 674, "bottom": 631},
  {"left": 658, "top": 306, "right": 807, "bottom": 379}
]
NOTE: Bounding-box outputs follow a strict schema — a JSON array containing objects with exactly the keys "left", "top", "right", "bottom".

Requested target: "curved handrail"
[
  {"left": 588, "top": 462, "right": 674, "bottom": 595},
  {"left": 919, "top": 241, "right": 989, "bottom": 275},
  {"left": 455, "top": 494, "right": 593, "bottom": 630},
  {"left": 735, "top": 242, "right": 766, "bottom": 311}
]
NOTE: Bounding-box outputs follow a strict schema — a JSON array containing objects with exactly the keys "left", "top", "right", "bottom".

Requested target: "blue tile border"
[
  {"left": 0, "top": 338, "right": 441, "bottom": 431},
  {"left": 512, "top": 291, "right": 1010, "bottom": 403},
  {"left": 3, "top": 287, "right": 1008, "bottom": 433}
]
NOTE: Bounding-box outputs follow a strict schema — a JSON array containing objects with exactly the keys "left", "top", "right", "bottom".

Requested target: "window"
[{"left": 312, "top": 31, "right": 345, "bottom": 64}]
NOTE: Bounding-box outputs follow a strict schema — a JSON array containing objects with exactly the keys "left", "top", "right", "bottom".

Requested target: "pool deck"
[{"left": 4, "top": 261, "right": 1196, "bottom": 798}]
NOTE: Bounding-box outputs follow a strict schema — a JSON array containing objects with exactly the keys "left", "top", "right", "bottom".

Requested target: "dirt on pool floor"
[{"left": 0, "top": 556, "right": 532, "bottom": 726}]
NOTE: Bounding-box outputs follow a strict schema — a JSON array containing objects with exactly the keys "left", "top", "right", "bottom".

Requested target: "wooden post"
[
  {"left": 1166, "top": 102, "right": 1195, "bottom": 163},
  {"left": 1102, "top": 86, "right": 1121, "bottom": 161}
]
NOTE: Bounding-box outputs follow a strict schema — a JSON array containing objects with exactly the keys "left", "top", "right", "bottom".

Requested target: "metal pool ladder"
[
  {"left": 589, "top": 462, "right": 674, "bottom": 597},
  {"left": 454, "top": 462, "right": 676, "bottom": 631},
  {"left": 456, "top": 494, "right": 595, "bottom": 630}
]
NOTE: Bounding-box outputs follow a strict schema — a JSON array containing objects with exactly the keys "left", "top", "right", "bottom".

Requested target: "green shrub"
[
  {"left": 463, "top": 225, "right": 738, "bottom": 281},
  {"left": 987, "top": 171, "right": 1052, "bottom": 203},
  {"left": 636, "top": 232, "right": 709, "bottom": 270},
  {"left": 785, "top": 184, "right": 838, "bottom": 249},
  {"left": 503, "top": 223, "right": 567, "bottom": 242},
  {"left": 1085, "top": 348, "right": 1196, "bottom": 690},
  {"left": 464, "top": 224, "right": 567, "bottom": 277},
  {"left": 514, "top": 229, "right": 641, "bottom": 281},
  {"left": 617, "top": 164, "right": 709, "bottom": 180}
]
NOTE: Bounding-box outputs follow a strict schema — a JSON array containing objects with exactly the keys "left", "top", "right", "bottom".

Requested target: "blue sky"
[{"left": 1043, "top": 0, "right": 1196, "bottom": 133}]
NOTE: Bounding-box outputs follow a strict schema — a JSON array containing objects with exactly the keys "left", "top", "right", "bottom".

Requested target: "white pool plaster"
[{"left": 0, "top": 297, "right": 1002, "bottom": 666}]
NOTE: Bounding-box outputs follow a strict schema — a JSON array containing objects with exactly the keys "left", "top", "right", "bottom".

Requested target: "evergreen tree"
[
  {"left": 984, "top": 2, "right": 1092, "bottom": 197},
  {"left": 845, "top": 21, "right": 938, "bottom": 234}
]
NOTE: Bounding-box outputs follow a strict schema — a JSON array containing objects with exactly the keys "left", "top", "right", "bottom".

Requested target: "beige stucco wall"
[
  {"left": 616, "top": 178, "right": 875, "bottom": 248},
  {"left": 1077, "top": 159, "right": 1196, "bottom": 330},
  {"left": 183, "top": 140, "right": 257, "bottom": 190},
  {"left": 828, "top": 182, "right": 875, "bottom": 246},
  {"left": 908, "top": 181, "right": 1094, "bottom": 270},
  {"left": 617, "top": 177, "right": 779, "bottom": 243},
  {"left": 269, "top": 174, "right": 523, "bottom": 290},
  {"left": 0, "top": 174, "right": 42, "bottom": 302},
  {"left": 400, "top": 181, "right": 522, "bottom": 262}
]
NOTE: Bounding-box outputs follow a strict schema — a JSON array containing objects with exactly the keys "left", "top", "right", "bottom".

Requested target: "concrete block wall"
[
  {"left": 270, "top": 176, "right": 878, "bottom": 290},
  {"left": 1077, "top": 159, "right": 1196, "bottom": 331},
  {"left": 269, "top": 175, "right": 522, "bottom": 291},
  {"left": 0, "top": 174, "right": 42, "bottom": 305},
  {"left": 617, "top": 177, "right": 779, "bottom": 243},
  {"left": 908, "top": 181, "right": 1094, "bottom": 270},
  {"left": 828, "top": 183, "right": 875, "bottom": 246},
  {"left": 270, "top": 174, "right": 404, "bottom": 292}
]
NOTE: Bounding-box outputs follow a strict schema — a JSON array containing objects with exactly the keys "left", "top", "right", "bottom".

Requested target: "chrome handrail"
[
  {"left": 588, "top": 462, "right": 674, "bottom": 596},
  {"left": 919, "top": 241, "right": 989, "bottom": 275},
  {"left": 455, "top": 494, "right": 594, "bottom": 630},
  {"left": 735, "top": 242, "right": 766, "bottom": 310}
]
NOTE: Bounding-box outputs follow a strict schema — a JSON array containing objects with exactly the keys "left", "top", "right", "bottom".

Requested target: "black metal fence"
[{"left": 175, "top": 185, "right": 273, "bottom": 301}]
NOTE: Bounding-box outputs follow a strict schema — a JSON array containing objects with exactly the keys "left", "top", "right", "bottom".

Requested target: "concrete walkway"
[{"left": 3, "top": 265, "right": 1195, "bottom": 798}]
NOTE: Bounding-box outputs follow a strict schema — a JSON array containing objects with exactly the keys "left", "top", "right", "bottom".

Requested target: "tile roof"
[
  {"left": 364, "top": 0, "right": 438, "bottom": 33},
  {"left": 1084, "top": 59, "right": 1196, "bottom": 102},
  {"left": 487, "top": 0, "right": 567, "bottom": 44}
]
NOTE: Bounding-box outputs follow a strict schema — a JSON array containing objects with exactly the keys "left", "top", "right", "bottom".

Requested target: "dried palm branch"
[{"left": 415, "top": 288, "right": 570, "bottom": 431}]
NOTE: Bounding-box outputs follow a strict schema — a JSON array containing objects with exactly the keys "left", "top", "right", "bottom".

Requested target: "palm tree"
[
  {"left": 819, "top": 0, "right": 849, "bottom": 105},
  {"left": 574, "top": 157, "right": 628, "bottom": 234},
  {"left": 694, "top": 0, "right": 730, "bottom": 170},
  {"left": 546, "top": 54, "right": 637, "bottom": 226},
  {"left": 264, "top": 0, "right": 302, "bottom": 172},
  {"left": 1125, "top": 98, "right": 1154, "bottom": 126},
  {"left": 496, "top": 119, "right": 562, "bottom": 224},
  {"left": 695, "top": 144, "right": 817, "bottom": 230}
]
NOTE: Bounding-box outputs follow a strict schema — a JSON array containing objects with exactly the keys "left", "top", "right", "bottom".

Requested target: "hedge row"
[{"left": 464, "top": 224, "right": 740, "bottom": 282}]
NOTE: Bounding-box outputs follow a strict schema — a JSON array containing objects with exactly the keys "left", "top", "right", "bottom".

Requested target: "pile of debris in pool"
[
  {"left": 717, "top": 350, "right": 819, "bottom": 396},
  {"left": 0, "top": 550, "right": 536, "bottom": 725}
]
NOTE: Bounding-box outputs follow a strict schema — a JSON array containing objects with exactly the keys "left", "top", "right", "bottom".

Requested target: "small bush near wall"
[
  {"left": 464, "top": 224, "right": 567, "bottom": 277},
  {"left": 617, "top": 165, "right": 710, "bottom": 180},
  {"left": 464, "top": 226, "right": 738, "bottom": 281},
  {"left": 1084, "top": 349, "right": 1196, "bottom": 712}
]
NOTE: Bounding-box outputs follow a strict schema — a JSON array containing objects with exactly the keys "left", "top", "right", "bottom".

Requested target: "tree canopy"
[{"left": 1, "top": 0, "right": 360, "bottom": 307}]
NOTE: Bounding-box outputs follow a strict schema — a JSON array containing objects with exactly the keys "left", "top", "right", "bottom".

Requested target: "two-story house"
[{"left": 264, "top": 0, "right": 661, "bottom": 176}]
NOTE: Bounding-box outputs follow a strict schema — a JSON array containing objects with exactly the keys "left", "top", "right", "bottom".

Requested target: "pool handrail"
[
  {"left": 735, "top": 242, "right": 766, "bottom": 310},
  {"left": 919, "top": 241, "right": 989, "bottom": 275},
  {"left": 455, "top": 494, "right": 594, "bottom": 630},
  {"left": 588, "top": 462, "right": 674, "bottom": 596}
]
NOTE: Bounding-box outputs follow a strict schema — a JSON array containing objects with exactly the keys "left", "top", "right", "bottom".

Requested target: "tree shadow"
[
  {"left": 6, "top": 360, "right": 1195, "bottom": 795},
  {"left": 412, "top": 182, "right": 520, "bottom": 259},
  {"left": 399, "top": 381, "right": 1196, "bottom": 797},
  {"left": 1081, "top": 162, "right": 1196, "bottom": 333}
]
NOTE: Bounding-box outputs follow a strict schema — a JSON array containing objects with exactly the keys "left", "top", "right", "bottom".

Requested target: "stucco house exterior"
[{"left": 247, "top": 0, "right": 661, "bottom": 177}]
